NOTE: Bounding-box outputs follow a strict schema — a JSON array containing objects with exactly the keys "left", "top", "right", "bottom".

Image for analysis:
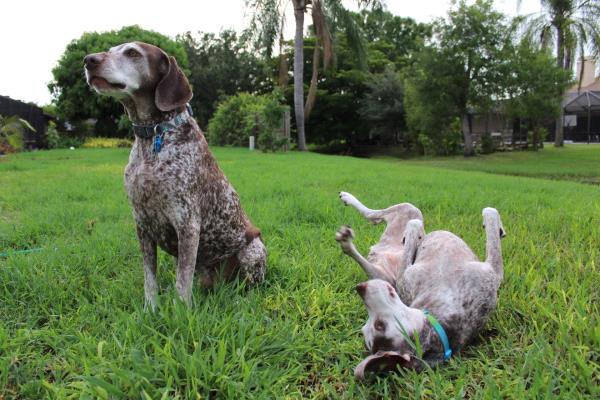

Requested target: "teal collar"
[{"left": 423, "top": 309, "right": 452, "bottom": 361}]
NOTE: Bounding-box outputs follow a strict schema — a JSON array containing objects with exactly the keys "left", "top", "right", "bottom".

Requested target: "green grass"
[
  {"left": 0, "top": 147, "right": 598, "bottom": 399},
  {"left": 398, "top": 145, "right": 600, "bottom": 184}
]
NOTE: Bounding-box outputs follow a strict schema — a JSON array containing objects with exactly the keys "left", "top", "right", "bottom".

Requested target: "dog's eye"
[{"left": 125, "top": 48, "right": 141, "bottom": 58}]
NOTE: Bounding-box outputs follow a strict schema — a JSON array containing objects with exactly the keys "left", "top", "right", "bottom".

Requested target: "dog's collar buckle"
[{"left": 423, "top": 309, "right": 452, "bottom": 361}]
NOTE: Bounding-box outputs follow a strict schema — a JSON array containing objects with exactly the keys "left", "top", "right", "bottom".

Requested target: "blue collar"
[
  {"left": 423, "top": 309, "right": 452, "bottom": 361},
  {"left": 131, "top": 104, "right": 193, "bottom": 140}
]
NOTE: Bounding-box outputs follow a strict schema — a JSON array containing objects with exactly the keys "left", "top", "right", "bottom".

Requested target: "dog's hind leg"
[
  {"left": 339, "top": 192, "right": 385, "bottom": 224},
  {"left": 339, "top": 192, "right": 423, "bottom": 226},
  {"left": 335, "top": 225, "right": 396, "bottom": 283}
]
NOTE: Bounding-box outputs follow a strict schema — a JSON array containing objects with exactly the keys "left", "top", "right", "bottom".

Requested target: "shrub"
[
  {"left": 416, "top": 134, "right": 434, "bottom": 156},
  {"left": 413, "top": 118, "right": 462, "bottom": 156},
  {"left": 532, "top": 127, "right": 546, "bottom": 151},
  {"left": 257, "top": 131, "right": 289, "bottom": 152},
  {"left": 81, "top": 137, "right": 133, "bottom": 149},
  {"left": 208, "top": 92, "right": 287, "bottom": 149},
  {"left": 46, "top": 121, "right": 61, "bottom": 149},
  {"left": 46, "top": 123, "right": 85, "bottom": 149},
  {"left": 481, "top": 132, "right": 495, "bottom": 154},
  {"left": 0, "top": 115, "right": 35, "bottom": 153}
]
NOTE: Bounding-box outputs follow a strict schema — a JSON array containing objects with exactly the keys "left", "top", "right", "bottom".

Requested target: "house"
[
  {"left": 562, "top": 57, "right": 600, "bottom": 143},
  {"left": 0, "top": 95, "right": 52, "bottom": 149},
  {"left": 467, "top": 57, "right": 600, "bottom": 146},
  {"left": 461, "top": 104, "right": 522, "bottom": 150}
]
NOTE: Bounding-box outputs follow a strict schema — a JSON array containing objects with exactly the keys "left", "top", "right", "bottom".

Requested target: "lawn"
[
  {"left": 0, "top": 147, "right": 598, "bottom": 399},
  {"left": 399, "top": 144, "right": 600, "bottom": 184}
]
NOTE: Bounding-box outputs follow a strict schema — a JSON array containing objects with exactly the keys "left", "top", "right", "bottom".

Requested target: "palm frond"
[
  {"left": 325, "top": 0, "right": 369, "bottom": 69},
  {"left": 244, "top": 0, "right": 286, "bottom": 57},
  {"left": 18, "top": 118, "right": 36, "bottom": 132}
]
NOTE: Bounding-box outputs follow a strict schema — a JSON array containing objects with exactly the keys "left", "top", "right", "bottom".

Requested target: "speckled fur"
[
  {"left": 337, "top": 192, "right": 506, "bottom": 378},
  {"left": 85, "top": 42, "right": 266, "bottom": 308}
]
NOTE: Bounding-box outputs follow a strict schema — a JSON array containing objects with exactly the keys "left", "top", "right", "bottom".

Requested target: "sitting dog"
[
  {"left": 84, "top": 42, "right": 266, "bottom": 309},
  {"left": 336, "top": 192, "right": 505, "bottom": 378}
]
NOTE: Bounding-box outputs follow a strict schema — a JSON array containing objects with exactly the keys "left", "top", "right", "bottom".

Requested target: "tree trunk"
[
  {"left": 277, "top": 53, "right": 289, "bottom": 88},
  {"left": 277, "top": 23, "right": 288, "bottom": 88},
  {"left": 304, "top": 38, "right": 320, "bottom": 121},
  {"left": 292, "top": 0, "right": 307, "bottom": 151},
  {"left": 554, "top": 25, "right": 565, "bottom": 147},
  {"left": 463, "top": 113, "right": 475, "bottom": 157}
]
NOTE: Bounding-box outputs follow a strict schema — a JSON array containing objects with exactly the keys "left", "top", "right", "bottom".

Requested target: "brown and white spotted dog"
[
  {"left": 336, "top": 192, "right": 506, "bottom": 378},
  {"left": 84, "top": 42, "right": 266, "bottom": 309}
]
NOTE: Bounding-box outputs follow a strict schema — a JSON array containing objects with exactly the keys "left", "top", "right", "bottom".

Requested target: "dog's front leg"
[
  {"left": 175, "top": 227, "right": 201, "bottom": 306},
  {"left": 335, "top": 225, "right": 396, "bottom": 284},
  {"left": 136, "top": 226, "right": 158, "bottom": 311}
]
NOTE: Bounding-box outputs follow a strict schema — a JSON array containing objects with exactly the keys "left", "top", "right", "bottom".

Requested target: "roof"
[{"left": 563, "top": 91, "right": 600, "bottom": 113}]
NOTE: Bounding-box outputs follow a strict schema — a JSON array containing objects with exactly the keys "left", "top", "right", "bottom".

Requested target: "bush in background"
[
  {"left": 45, "top": 121, "right": 86, "bottom": 149},
  {"left": 480, "top": 132, "right": 495, "bottom": 154},
  {"left": 0, "top": 115, "right": 36, "bottom": 153},
  {"left": 45, "top": 121, "right": 61, "bottom": 149},
  {"left": 208, "top": 92, "right": 287, "bottom": 149},
  {"left": 81, "top": 137, "right": 133, "bottom": 149},
  {"left": 257, "top": 131, "right": 289, "bottom": 152}
]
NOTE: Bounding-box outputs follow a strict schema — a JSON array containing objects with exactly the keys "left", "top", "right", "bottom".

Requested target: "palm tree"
[
  {"left": 519, "top": 0, "right": 600, "bottom": 147},
  {"left": 245, "top": 0, "right": 380, "bottom": 151}
]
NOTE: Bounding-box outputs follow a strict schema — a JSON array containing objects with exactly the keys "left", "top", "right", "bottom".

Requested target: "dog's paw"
[
  {"left": 335, "top": 225, "right": 355, "bottom": 243},
  {"left": 339, "top": 191, "right": 358, "bottom": 207}
]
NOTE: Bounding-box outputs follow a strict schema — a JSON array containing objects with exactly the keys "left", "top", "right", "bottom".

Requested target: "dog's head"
[
  {"left": 84, "top": 42, "right": 192, "bottom": 118},
  {"left": 355, "top": 279, "right": 432, "bottom": 379},
  {"left": 482, "top": 207, "right": 506, "bottom": 239}
]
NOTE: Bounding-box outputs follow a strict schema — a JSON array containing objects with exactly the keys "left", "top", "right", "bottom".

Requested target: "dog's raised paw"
[
  {"left": 339, "top": 191, "right": 358, "bottom": 207},
  {"left": 335, "top": 225, "right": 355, "bottom": 242}
]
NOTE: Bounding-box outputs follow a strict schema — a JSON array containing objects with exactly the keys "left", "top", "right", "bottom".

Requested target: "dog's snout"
[
  {"left": 356, "top": 282, "right": 367, "bottom": 297},
  {"left": 84, "top": 53, "right": 104, "bottom": 69}
]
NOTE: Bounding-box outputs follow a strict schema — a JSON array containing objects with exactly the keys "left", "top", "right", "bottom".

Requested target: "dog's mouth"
[{"left": 89, "top": 76, "right": 126, "bottom": 91}]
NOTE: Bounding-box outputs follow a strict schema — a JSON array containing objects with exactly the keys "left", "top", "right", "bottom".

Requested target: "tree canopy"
[
  {"left": 177, "top": 30, "right": 272, "bottom": 130},
  {"left": 46, "top": 5, "right": 575, "bottom": 156}
]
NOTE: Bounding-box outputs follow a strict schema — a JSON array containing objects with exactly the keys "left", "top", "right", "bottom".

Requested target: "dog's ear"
[
  {"left": 354, "top": 351, "right": 411, "bottom": 380},
  {"left": 245, "top": 224, "right": 261, "bottom": 245},
  {"left": 155, "top": 55, "right": 192, "bottom": 112}
]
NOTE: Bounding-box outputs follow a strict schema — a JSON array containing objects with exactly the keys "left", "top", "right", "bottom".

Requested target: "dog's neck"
[
  {"left": 414, "top": 321, "right": 446, "bottom": 367},
  {"left": 121, "top": 96, "right": 180, "bottom": 126}
]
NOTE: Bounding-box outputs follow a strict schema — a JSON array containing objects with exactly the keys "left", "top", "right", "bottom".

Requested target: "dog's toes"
[
  {"left": 335, "top": 225, "right": 354, "bottom": 242},
  {"left": 339, "top": 191, "right": 354, "bottom": 206}
]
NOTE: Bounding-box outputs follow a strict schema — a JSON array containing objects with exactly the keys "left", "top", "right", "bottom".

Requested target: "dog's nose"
[
  {"left": 84, "top": 54, "right": 103, "bottom": 69},
  {"left": 356, "top": 282, "right": 367, "bottom": 298}
]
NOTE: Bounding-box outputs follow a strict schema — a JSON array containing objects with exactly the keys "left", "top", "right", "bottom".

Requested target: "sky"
[{"left": 0, "top": 0, "right": 540, "bottom": 106}]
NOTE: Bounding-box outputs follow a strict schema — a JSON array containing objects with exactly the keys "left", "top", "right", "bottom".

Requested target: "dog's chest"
[
  {"left": 125, "top": 142, "right": 198, "bottom": 216},
  {"left": 124, "top": 139, "right": 248, "bottom": 261}
]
